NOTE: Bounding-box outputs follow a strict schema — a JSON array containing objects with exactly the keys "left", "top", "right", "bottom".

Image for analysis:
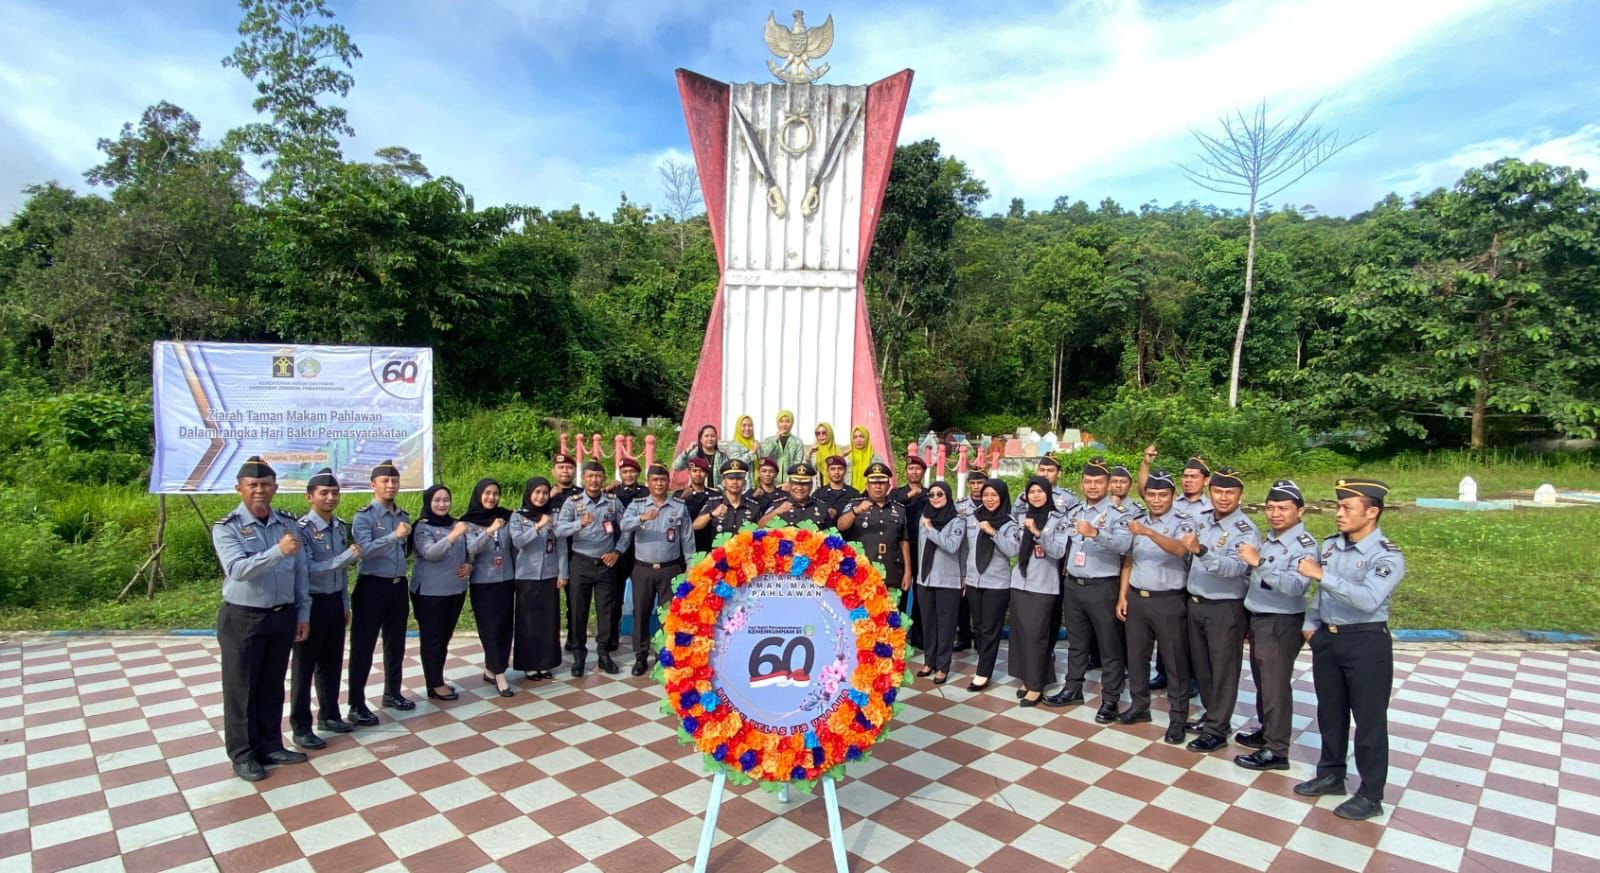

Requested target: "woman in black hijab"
[
  {"left": 508, "top": 477, "right": 563, "bottom": 681},
  {"left": 915, "top": 482, "right": 967, "bottom": 684},
  {"left": 461, "top": 478, "right": 516, "bottom": 696},
  {"left": 1003, "top": 477, "right": 1066, "bottom": 707},
  {"left": 962, "top": 481, "right": 1014, "bottom": 691},
  {"left": 410, "top": 484, "right": 471, "bottom": 701}
]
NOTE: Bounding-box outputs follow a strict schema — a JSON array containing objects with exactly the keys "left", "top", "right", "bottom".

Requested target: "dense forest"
[{"left": 3, "top": 0, "right": 1598, "bottom": 491}]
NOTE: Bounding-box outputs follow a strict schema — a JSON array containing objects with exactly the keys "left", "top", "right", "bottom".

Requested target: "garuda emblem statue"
[{"left": 765, "top": 10, "right": 834, "bottom": 84}]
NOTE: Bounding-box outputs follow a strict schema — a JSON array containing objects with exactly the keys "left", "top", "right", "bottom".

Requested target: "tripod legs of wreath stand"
[{"left": 692, "top": 774, "right": 849, "bottom": 873}]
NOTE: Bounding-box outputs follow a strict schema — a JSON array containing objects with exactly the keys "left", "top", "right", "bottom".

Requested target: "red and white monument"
[{"left": 672, "top": 12, "right": 912, "bottom": 465}]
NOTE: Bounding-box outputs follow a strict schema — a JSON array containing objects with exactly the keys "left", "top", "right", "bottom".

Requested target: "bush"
[{"left": 886, "top": 389, "right": 932, "bottom": 449}]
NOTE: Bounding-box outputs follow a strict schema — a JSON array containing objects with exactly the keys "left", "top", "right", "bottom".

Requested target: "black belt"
[
  {"left": 1190, "top": 595, "right": 1244, "bottom": 604},
  {"left": 1326, "top": 621, "right": 1389, "bottom": 635},
  {"left": 225, "top": 602, "right": 291, "bottom": 614},
  {"left": 1133, "top": 588, "right": 1185, "bottom": 599},
  {"left": 1067, "top": 575, "right": 1118, "bottom": 585},
  {"left": 358, "top": 574, "right": 406, "bottom": 585},
  {"left": 642, "top": 559, "right": 685, "bottom": 570},
  {"left": 310, "top": 591, "right": 343, "bottom": 599}
]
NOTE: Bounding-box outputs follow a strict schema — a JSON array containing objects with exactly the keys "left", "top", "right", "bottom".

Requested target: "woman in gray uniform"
[
  {"left": 410, "top": 485, "right": 475, "bottom": 701},
  {"left": 915, "top": 482, "right": 967, "bottom": 685},
  {"left": 510, "top": 477, "right": 565, "bottom": 682},
  {"left": 963, "top": 481, "right": 1013, "bottom": 692},
  {"left": 1000, "top": 477, "right": 1068, "bottom": 707},
  {"left": 462, "top": 479, "right": 515, "bottom": 697}
]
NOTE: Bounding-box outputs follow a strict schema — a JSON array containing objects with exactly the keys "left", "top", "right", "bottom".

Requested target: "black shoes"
[
  {"left": 347, "top": 706, "right": 379, "bottom": 727},
  {"left": 966, "top": 679, "right": 990, "bottom": 693},
  {"left": 259, "top": 749, "right": 308, "bottom": 765},
  {"left": 382, "top": 693, "right": 415, "bottom": 711},
  {"left": 1163, "top": 722, "right": 1187, "bottom": 745},
  {"left": 597, "top": 656, "right": 620, "bottom": 675},
  {"left": 1093, "top": 703, "right": 1119, "bottom": 724},
  {"left": 426, "top": 687, "right": 459, "bottom": 701},
  {"left": 1235, "top": 749, "right": 1290, "bottom": 771},
  {"left": 631, "top": 659, "right": 649, "bottom": 677},
  {"left": 1185, "top": 716, "right": 1206, "bottom": 733},
  {"left": 1116, "top": 709, "right": 1152, "bottom": 725},
  {"left": 292, "top": 732, "right": 326, "bottom": 751},
  {"left": 1019, "top": 694, "right": 1043, "bottom": 708},
  {"left": 1043, "top": 690, "right": 1084, "bottom": 708},
  {"left": 1234, "top": 729, "right": 1267, "bottom": 749},
  {"left": 1016, "top": 687, "right": 1027, "bottom": 699},
  {"left": 572, "top": 661, "right": 586, "bottom": 678},
  {"left": 1186, "top": 733, "right": 1226, "bottom": 753},
  {"left": 1294, "top": 773, "right": 1349, "bottom": 798},
  {"left": 234, "top": 760, "right": 267, "bottom": 782},
  {"left": 1334, "top": 796, "right": 1383, "bottom": 820},
  {"left": 319, "top": 717, "right": 354, "bottom": 734},
  {"left": 916, "top": 668, "right": 935, "bottom": 678}
]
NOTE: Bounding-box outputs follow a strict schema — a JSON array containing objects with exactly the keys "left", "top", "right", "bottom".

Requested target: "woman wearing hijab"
[
  {"left": 509, "top": 477, "right": 565, "bottom": 682},
  {"left": 806, "top": 422, "right": 842, "bottom": 467},
  {"left": 462, "top": 478, "right": 516, "bottom": 697},
  {"left": 729, "top": 415, "right": 761, "bottom": 464},
  {"left": 999, "top": 477, "right": 1069, "bottom": 707},
  {"left": 672, "top": 424, "right": 728, "bottom": 477},
  {"left": 963, "top": 481, "right": 1014, "bottom": 692},
  {"left": 916, "top": 482, "right": 967, "bottom": 684},
  {"left": 410, "top": 485, "right": 475, "bottom": 701},
  {"left": 844, "top": 425, "right": 886, "bottom": 492},
  {"left": 761, "top": 410, "right": 806, "bottom": 473}
]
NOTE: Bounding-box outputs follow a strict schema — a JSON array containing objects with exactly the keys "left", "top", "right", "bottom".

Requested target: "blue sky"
[{"left": 2, "top": 0, "right": 1596, "bottom": 220}]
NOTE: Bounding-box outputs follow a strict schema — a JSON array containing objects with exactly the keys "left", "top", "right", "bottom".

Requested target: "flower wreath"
[{"left": 654, "top": 522, "right": 911, "bottom": 792}]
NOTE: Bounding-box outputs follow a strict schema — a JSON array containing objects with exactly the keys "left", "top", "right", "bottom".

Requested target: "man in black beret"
[
  {"left": 607, "top": 457, "right": 647, "bottom": 654},
  {"left": 289, "top": 468, "right": 361, "bottom": 750},
  {"left": 1178, "top": 466, "right": 1258, "bottom": 753}
]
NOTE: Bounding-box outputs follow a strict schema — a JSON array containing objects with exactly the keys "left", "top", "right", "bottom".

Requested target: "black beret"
[
  {"left": 306, "top": 467, "right": 338, "bottom": 490},
  {"left": 1210, "top": 467, "right": 1244, "bottom": 490},
  {"left": 1035, "top": 455, "right": 1060, "bottom": 470},
  {"left": 864, "top": 461, "right": 893, "bottom": 482},
  {"left": 646, "top": 464, "right": 670, "bottom": 478},
  {"left": 721, "top": 459, "right": 750, "bottom": 477},
  {"left": 1183, "top": 456, "right": 1210, "bottom": 476},
  {"left": 966, "top": 470, "right": 987, "bottom": 481},
  {"left": 370, "top": 459, "right": 399, "bottom": 480},
  {"left": 1109, "top": 464, "right": 1132, "bottom": 479},
  {"left": 1335, "top": 478, "right": 1389, "bottom": 506},
  {"left": 1082, "top": 458, "right": 1111, "bottom": 477},
  {"left": 237, "top": 456, "right": 275, "bottom": 480},
  {"left": 618, "top": 457, "right": 641, "bottom": 472},
  {"left": 1266, "top": 479, "right": 1304, "bottom": 506},
  {"left": 1145, "top": 469, "right": 1176, "bottom": 491},
  {"left": 788, "top": 462, "right": 817, "bottom": 482}
]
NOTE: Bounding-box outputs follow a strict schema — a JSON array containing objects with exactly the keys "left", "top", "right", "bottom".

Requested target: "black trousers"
[
  {"left": 1125, "top": 590, "right": 1191, "bottom": 721},
  {"left": 966, "top": 586, "right": 1010, "bottom": 679},
  {"left": 632, "top": 560, "right": 682, "bottom": 656},
  {"left": 568, "top": 553, "right": 617, "bottom": 661},
  {"left": 348, "top": 575, "right": 409, "bottom": 706},
  {"left": 917, "top": 585, "right": 961, "bottom": 673},
  {"left": 470, "top": 581, "right": 515, "bottom": 675},
  {"left": 289, "top": 592, "right": 345, "bottom": 734},
  {"left": 1061, "top": 576, "right": 1126, "bottom": 701},
  {"left": 513, "top": 578, "right": 562, "bottom": 672},
  {"left": 413, "top": 591, "right": 465, "bottom": 690},
  {"left": 1008, "top": 590, "right": 1055, "bottom": 692},
  {"left": 1188, "top": 596, "right": 1246, "bottom": 738},
  {"left": 1311, "top": 625, "right": 1393, "bottom": 801},
  {"left": 217, "top": 602, "right": 295, "bottom": 764},
  {"left": 610, "top": 550, "right": 635, "bottom": 649},
  {"left": 1248, "top": 612, "right": 1306, "bottom": 755},
  {"left": 955, "top": 593, "right": 973, "bottom": 647}
]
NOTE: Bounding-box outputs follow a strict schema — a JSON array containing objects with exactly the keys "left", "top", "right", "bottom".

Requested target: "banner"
[{"left": 151, "top": 341, "right": 433, "bottom": 494}]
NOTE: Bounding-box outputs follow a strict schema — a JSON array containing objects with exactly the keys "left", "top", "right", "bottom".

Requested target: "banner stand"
[
  {"left": 691, "top": 774, "right": 849, "bottom": 873},
  {"left": 118, "top": 495, "right": 167, "bottom": 602}
]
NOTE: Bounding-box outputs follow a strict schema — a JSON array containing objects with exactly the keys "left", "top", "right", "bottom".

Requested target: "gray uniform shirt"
[
  {"left": 962, "top": 519, "right": 1013, "bottom": 589},
  {"left": 1127, "top": 509, "right": 1193, "bottom": 592},
  {"left": 1174, "top": 493, "right": 1212, "bottom": 517},
  {"left": 1064, "top": 497, "right": 1135, "bottom": 578},
  {"left": 213, "top": 503, "right": 310, "bottom": 622},
  {"left": 1186, "top": 508, "right": 1261, "bottom": 600},
  {"left": 411, "top": 523, "right": 472, "bottom": 596},
  {"left": 466, "top": 523, "right": 514, "bottom": 585},
  {"left": 1305, "top": 528, "right": 1406, "bottom": 630},
  {"left": 508, "top": 513, "right": 566, "bottom": 580},
  {"left": 998, "top": 514, "right": 1069, "bottom": 594},
  {"left": 1245, "top": 522, "right": 1318, "bottom": 615},
  {"left": 353, "top": 500, "right": 410, "bottom": 579},
  {"left": 554, "top": 491, "right": 633, "bottom": 558},
  {"left": 1011, "top": 486, "right": 1078, "bottom": 522},
  {"left": 297, "top": 511, "right": 358, "bottom": 608},
  {"left": 621, "top": 496, "right": 694, "bottom": 565},
  {"left": 916, "top": 517, "right": 967, "bottom": 589}
]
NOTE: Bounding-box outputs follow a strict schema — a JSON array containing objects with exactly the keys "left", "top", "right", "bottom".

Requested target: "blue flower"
[
  {"left": 701, "top": 692, "right": 719, "bottom": 712},
  {"left": 713, "top": 743, "right": 728, "bottom": 761},
  {"left": 873, "top": 642, "right": 892, "bottom": 657},
  {"left": 714, "top": 582, "right": 734, "bottom": 598},
  {"left": 824, "top": 535, "right": 844, "bottom": 549},
  {"left": 752, "top": 529, "right": 768, "bottom": 541},
  {"left": 715, "top": 559, "right": 730, "bottom": 572},
  {"left": 739, "top": 750, "right": 757, "bottom": 770},
  {"left": 812, "top": 746, "right": 825, "bottom": 766},
  {"left": 855, "top": 711, "right": 875, "bottom": 731},
  {"left": 658, "top": 650, "right": 675, "bottom": 667},
  {"left": 790, "top": 556, "right": 811, "bottom": 576},
  {"left": 674, "top": 632, "right": 694, "bottom": 647},
  {"left": 680, "top": 690, "right": 701, "bottom": 709},
  {"left": 883, "top": 688, "right": 897, "bottom": 705},
  {"left": 839, "top": 557, "right": 857, "bottom": 576},
  {"left": 683, "top": 715, "right": 700, "bottom": 735},
  {"left": 846, "top": 745, "right": 862, "bottom": 761},
  {"left": 791, "top": 766, "right": 808, "bottom": 781},
  {"left": 675, "top": 582, "right": 693, "bottom": 598},
  {"left": 849, "top": 607, "right": 869, "bottom": 621},
  {"left": 887, "top": 612, "right": 902, "bottom": 629},
  {"left": 804, "top": 731, "right": 819, "bottom": 748},
  {"left": 778, "top": 540, "right": 795, "bottom": 556},
  {"left": 848, "top": 689, "right": 869, "bottom": 706}
]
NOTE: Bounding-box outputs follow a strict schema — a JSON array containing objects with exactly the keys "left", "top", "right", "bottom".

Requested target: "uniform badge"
[
  {"left": 1376, "top": 564, "right": 1393, "bottom": 577},
  {"left": 241, "top": 525, "right": 256, "bottom": 535},
  {"left": 1216, "top": 534, "right": 1228, "bottom": 548}
]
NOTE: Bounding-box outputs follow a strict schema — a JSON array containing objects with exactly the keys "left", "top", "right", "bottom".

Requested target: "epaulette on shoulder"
[
  {"left": 276, "top": 509, "right": 297, "bottom": 522},
  {"left": 1381, "top": 539, "right": 1401, "bottom": 553},
  {"left": 356, "top": 504, "right": 373, "bottom": 513},
  {"left": 298, "top": 519, "right": 311, "bottom": 528},
  {"left": 1323, "top": 533, "right": 1340, "bottom": 543},
  {"left": 1296, "top": 532, "right": 1317, "bottom": 548},
  {"left": 1234, "top": 519, "right": 1252, "bottom": 533}
]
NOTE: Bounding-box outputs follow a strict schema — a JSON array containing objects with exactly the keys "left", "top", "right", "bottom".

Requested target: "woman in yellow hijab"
[
  {"left": 807, "top": 422, "right": 842, "bottom": 467},
  {"left": 845, "top": 425, "right": 886, "bottom": 491},
  {"left": 730, "top": 414, "right": 760, "bottom": 463}
]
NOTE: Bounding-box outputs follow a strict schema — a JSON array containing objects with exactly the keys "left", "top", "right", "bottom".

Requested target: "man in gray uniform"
[
  {"left": 1234, "top": 479, "right": 1318, "bottom": 771},
  {"left": 1046, "top": 458, "right": 1134, "bottom": 721},
  {"left": 1115, "top": 469, "right": 1195, "bottom": 743},
  {"left": 555, "top": 461, "right": 633, "bottom": 676},
  {"left": 620, "top": 464, "right": 694, "bottom": 676},
  {"left": 1294, "top": 479, "right": 1405, "bottom": 821},
  {"left": 348, "top": 460, "right": 413, "bottom": 723},
  {"left": 211, "top": 456, "right": 310, "bottom": 782},
  {"left": 1179, "top": 466, "right": 1258, "bottom": 753},
  {"left": 289, "top": 468, "right": 361, "bottom": 750}
]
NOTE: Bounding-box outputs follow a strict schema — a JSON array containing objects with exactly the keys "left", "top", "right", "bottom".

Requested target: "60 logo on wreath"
[{"left": 748, "top": 634, "right": 816, "bottom": 689}]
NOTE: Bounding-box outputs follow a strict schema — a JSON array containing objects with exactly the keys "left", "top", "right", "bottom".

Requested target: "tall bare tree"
[
  {"left": 1181, "top": 100, "right": 1360, "bottom": 407},
  {"left": 658, "top": 156, "right": 702, "bottom": 254}
]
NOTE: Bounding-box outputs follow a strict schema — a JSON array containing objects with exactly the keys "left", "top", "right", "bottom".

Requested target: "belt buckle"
[
  {"left": 1329, "top": 625, "right": 1339, "bottom": 634},
  {"left": 1139, "top": 590, "right": 1149, "bottom": 598},
  {"left": 1190, "top": 595, "right": 1198, "bottom": 603},
  {"left": 652, "top": 562, "right": 663, "bottom": 570},
  {"left": 1076, "top": 579, "right": 1086, "bottom": 586}
]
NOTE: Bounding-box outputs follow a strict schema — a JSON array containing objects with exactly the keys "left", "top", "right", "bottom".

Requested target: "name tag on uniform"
[
  {"left": 1074, "top": 551, "right": 1087, "bottom": 567},
  {"left": 877, "top": 543, "right": 887, "bottom": 557},
  {"left": 1033, "top": 545, "right": 1045, "bottom": 559},
  {"left": 545, "top": 538, "right": 555, "bottom": 554},
  {"left": 602, "top": 520, "right": 614, "bottom": 535},
  {"left": 493, "top": 556, "right": 504, "bottom": 569},
  {"left": 666, "top": 528, "right": 676, "bottom": 542}
]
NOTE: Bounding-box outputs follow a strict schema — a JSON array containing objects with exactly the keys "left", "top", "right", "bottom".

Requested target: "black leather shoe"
[
  {"left": 1235, "top": 749, "right": 1290, "bottom": 771},
  {"left": 1093, "top": 704, "right": 1119, "bottom": 724},
  {"left": 234, "top": 760, "right": 267, "bottom": 782},
  {"left": 631, "top": 659, "right": 649, "bottom": 677},
  {"left": 1043, "top": 690, "right": 1084, "bottom": 708},
  {"left": 1149, "top": 671, "right": 1168, "bottom": 690},
  {"left": 498, "top": 686, "right": 515, "bottom": 698},
  {"left": 598, "top": 656, "right": 620, "bottom": 675},
  {"left": 259, "top": 749, "right": 308, "bottom": 765},
  {"left": 319, "top": 717, "right": 354, "bottom": 734},
  {"left": 346, "top": 706, "right": 379, "bottom": 727},
  {"left": 1294, "top": 773, "right": 1349, "bottom": 797},
  {"left": 426, "top": 687, "right": 459, "bottom": 701},
  {"left": 1163, "top": 722, "right": 1186, "bottom": 745},
  {"left": 1334, "top": 796, "right": 1383, "bottom": 820},
  {"left": 382, "top": 693, "right": 415, "bottom": 711},
  {"left": 1117, "top": 709, "right": 1152, "bottom": 725},
  {"left": 1015, "top": 687, "right": 1027, "bottom": 699},
  {"left": 966, "top": 679, "right": 990, "bottom": 693},
  {"left": 1185, "top": 716, "right": 1206, "bottom": 733},
  {"left": 1019, "top": 694, "right": 1042, "bottom": 708},
  {"left": 571, "top": 661, "right": 586, "bottom": 678},
  {"left": 1186, "top": 733, "right": 1226, "bottom": 753},
  {"left": 292, "top": 732, "right": 326, "bottom": 751},
  {"left": 1234, "top": 729, "right": 1267, "bottom": 749}
]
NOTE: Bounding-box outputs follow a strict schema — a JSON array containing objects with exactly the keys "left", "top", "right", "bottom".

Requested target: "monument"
[{"left": 671, "top": 10, "right": 912, "bottom": 464}]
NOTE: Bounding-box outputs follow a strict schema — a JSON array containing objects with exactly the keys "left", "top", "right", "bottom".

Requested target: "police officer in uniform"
[
  {"left": 549, "top": 453, "right": 582, "bottom": 654},
  {"left": 837, "top": 461, "right": 912, "bottom": 597},
  {"left": 290, "top": 468, "right": 359, "bottom": 750},
  {"left": 1115, "top": 469, "right": 1194, "bottom": 743},
  {"left": 747, "top": 457, "right": 784, "bottom": 515},
  {"left": 699, "top": 459, "right": 763, "bottom": 541},
  {"left": 1294, "top": 479, "right": 1405, "bottom": 821},
  {"left": 816, "top": 455, "right": 862, "bottom": 523},
  {"left": 1109, "top": 464, "right": 1143, "bottom": 514},
  {"left": 892, "top": 458, "right": 933, "bottom": 650},
  {"left": 678, "top": 457, "right": 716, "bottom": 552},
  {"left": 1234, "top": 479, "right": 1318, "bottom": 771},
  {"left": 1137, "top": 447, "right": 1206, "bottom": 691},
  {"left": 607, "top": 458, "right": 648, "bottom": 654},
  {"left": 760, "top": 463, "right": 832, "bottom": 528},
  {"left": 348, "top": 460, "right": 413, "bottom": 724},
  {"left": 620, "top": 464, "right": 693, "bottom": 676},
  {"left": 554, "top": 461, "right": 632, "bottom": 676},
  {"left": 212, "top": 456, "right": 310, "bottom": 782},
  {"left": 1179, "top": 467, "right": 1259, "bottom": 753},
  {"left": 1046, "top": 459, "right": 1134, "bottom": 721}
]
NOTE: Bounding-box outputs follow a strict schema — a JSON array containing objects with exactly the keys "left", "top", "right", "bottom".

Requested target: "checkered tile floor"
[{"left": 2, "top": 635, "right": 1597, "bottom": 873}]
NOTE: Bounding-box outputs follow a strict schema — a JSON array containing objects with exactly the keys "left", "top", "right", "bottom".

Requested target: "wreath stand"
[{"left": 692, "top": 774, "right": 849, "bottom": 873}]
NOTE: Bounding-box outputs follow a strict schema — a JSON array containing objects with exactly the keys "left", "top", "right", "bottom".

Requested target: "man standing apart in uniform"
[
  {"left": 555, "top": 461, "right": 632, "bottom": 676},
  {"left": 1294, "top": 479, "right": 1405, "bottom": 821},
  {"left": 1115, "top": 469, "right": 1194, "bottom": 743},
  {"left": 621, "top": 464, "right": 693, "bottom": 676},
  {"left": 1136, "top": 447, "right": 1208, "bottom": 691},
  {"left": 607, "top": 458, "right": 648, "bottom": 654},
  {"left": 212, "top": 456, "right": 310, "bottom": 782},
  {"left": 816, "top": 455, "right": 861, "bottom": 524},
  {"left": 892, "top": 457, "right": 933, "bottom": 650},
  {"left": 349, "top": 460, "right": 413, "bottom": 724},
  {"left": 290, "top": 468, "right": 360, "bottom": 751},
  {"left": 748, "top": 457, "right": 784, "bottom": 515},
  {"left": 549, "top": 453, "right": 582, "bottom": 653},
  {"left": 1046, "top": 459, "right": 1134, "bottom": 722},
  {"left": 1179, "top": 467, "right": 1258, "bottom": 753}
]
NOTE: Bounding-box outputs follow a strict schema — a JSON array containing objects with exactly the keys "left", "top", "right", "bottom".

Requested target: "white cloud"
[{"left": 1383, "top": 123, "right": 1600, "bottom": 196}]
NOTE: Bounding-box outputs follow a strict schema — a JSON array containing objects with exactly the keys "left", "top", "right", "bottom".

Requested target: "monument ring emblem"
[{"left": 777, "top": 112, "right": 814, "bottom": 156}]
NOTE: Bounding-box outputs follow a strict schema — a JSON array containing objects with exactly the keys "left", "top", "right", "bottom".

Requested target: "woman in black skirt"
[
  {"left": 1000, "top": 476, "right": 1068, "bottom": 707},
  {"left": 508, "top": 477, "right": 564, "bottom": 681},
  {"left": 462, "top": 478, "right": 515, "bottom": 697},
  {"left": 410, "top": 484, "right": 473, "bottom": 701}
]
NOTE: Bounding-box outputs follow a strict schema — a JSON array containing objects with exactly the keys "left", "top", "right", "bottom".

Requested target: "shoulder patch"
[
  {"left": 298, "top": 519, "right": 311, "bottom": 528},
  {"left": 1381, "top": 539, "right": 1401, "bottom": 553},
  {"left": 1296, "top": 533, "right": 1316, "bottom": 548},
  {"left": 1234, "top": 519, "right": 1251, "bottom": 533},
  {"left": 1375, "top": 563, "right": 1394, "bottom": 578},
  {"left": 356, "top": 504, "right": 373, "bottom": 513}
]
